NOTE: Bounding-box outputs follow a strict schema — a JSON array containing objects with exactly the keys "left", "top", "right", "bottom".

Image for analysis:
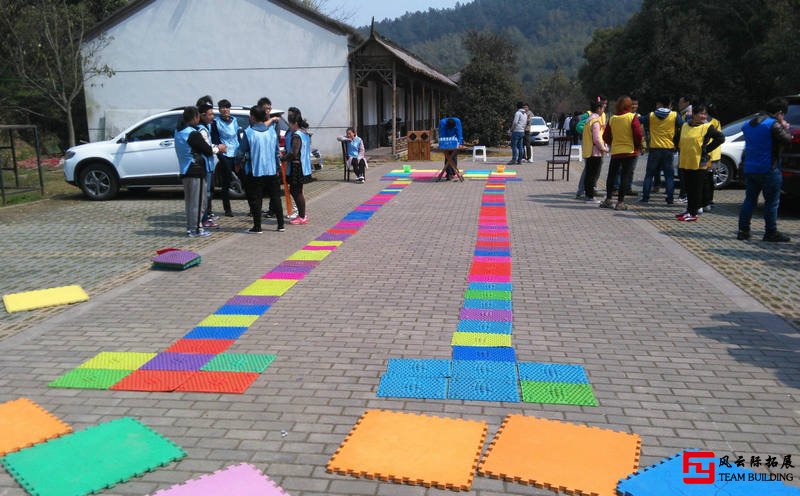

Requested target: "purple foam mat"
[
  {"left": 459, "top": 308, "right": 513, "bottom": 322},
  {"left": 317, "top": 232, "right": 350, "bottom": 241},
  {"left": 271, "top": 263, "right": 316, "bottom": 274},
  {"left": 140, "top": 352, "right": 215, "bottom": 371},
  {"left": 226, "top": 295, "right": 280, "bottom": 306},
  {"left": 278, "top": 260, "right": 320, "bottom": 267},
  {"left": 151, "top": 463, "right": 289, "bottom": 495},
  {"left": 151, "top": 250, "right": 200, "bottom": 265}
]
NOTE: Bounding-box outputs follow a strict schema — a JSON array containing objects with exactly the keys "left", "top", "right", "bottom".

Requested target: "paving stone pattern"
[{"left": 0, "top": 148, "right": 798, "bottom": 495}]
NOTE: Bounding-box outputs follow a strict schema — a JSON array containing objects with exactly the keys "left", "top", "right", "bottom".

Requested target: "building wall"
[{"left": 85, "top": 0, "right": 351, "bottom": 155}]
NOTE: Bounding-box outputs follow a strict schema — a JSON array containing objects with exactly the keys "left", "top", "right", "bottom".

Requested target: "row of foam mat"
[
  {"left": 46, "top": 180, "right": 412, "bottom": 394},
  {"left": 5, "top": 398, "right": 794, "bottom": 496},
  {"left": 376, "top": 177, "right": 598, "bottom": 405},
  {"left": 0, "top": 398, "right": 289, "bottom": 496},
  {"left": 382, "top": 167, "right": 521, "bottom": 181}
]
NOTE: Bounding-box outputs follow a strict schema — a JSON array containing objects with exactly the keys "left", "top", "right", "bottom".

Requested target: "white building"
[{"left": 84, "top": 0, "right": 456, "bottom": 155}]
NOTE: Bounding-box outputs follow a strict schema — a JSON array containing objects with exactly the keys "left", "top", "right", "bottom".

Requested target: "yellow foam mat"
[
  {"left": 239, "top": 279, "right": 297, "bottom": 296},
  {"left": 286, "top": 250, "right": 331, "bottom": 261},
  {"left": 77, "top": 352, "right": 158, "bottom": 371},
  {"left": 197, "top": 314, "right": 260, "bottom": 328},
  {"left": 3, "top": 285, "right": 89, "bottom": 313},
  {"left": 306, "top": 240, "right": 343, "bottom": 247}
]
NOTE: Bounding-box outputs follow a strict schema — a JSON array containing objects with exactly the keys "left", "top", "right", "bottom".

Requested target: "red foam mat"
[
  {"left": 109, "top": 370, "right": 194, "bottom": 392},
  {"left": 174, "top": 371, "right": 260, "bottom": 394},
  {"left": 165, "top": 339, "right": 235, "bottom": 354}
]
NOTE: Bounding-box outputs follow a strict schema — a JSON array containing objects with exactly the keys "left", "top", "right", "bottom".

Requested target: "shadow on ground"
[{"left": 694, "top": 311, "right": 800, "bottom": 389}]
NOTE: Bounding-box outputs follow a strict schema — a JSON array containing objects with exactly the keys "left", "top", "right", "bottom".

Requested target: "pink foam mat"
[
  {"left": 150, "top": 463, "right": 289, "bottom": 496},
  {"left": 472, "top": 256, "right": 512, "bottom": 263}
]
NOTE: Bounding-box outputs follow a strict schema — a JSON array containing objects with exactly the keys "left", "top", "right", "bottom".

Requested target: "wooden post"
[{"left": 392, "top": 60, "right": 397, "bottom": 156}]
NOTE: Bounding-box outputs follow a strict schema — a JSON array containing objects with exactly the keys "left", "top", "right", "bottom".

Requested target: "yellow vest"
[
  {"left": 708, "top": 118, "right": 721, "bottom": 161},
  {"left": 679, "top": 122, "right": 713, "bottom": 170},
  {"left": 609, "top": 113, "right": 636, "bottom": 155},
  {"left": 581, "top": 115, "right": 602, "bottom": 158},
  {"left": 649, "top": 111, "right": 677, "bottom": 149}
]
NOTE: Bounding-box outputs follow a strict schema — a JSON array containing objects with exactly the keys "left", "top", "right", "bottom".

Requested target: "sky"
[{"left": 324, "top": 0, "right": 466, "bottom": 28}]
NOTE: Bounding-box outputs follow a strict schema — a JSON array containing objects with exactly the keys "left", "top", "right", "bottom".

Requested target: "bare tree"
[
  {"left": 0, "top": 0, "right": 114, "bottom": 147},
  {"left": 297, "top": 0, "right": 356, "bottom": 24}
]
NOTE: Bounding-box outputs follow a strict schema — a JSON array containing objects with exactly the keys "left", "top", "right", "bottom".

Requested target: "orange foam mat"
[
  {"left": 478, "top": 414, "right": 640, "bottom": 496},
  {"left": 327, "top": 410, "right": 487, "bottom": 491},
  {"left": 0, "top": 398, "right": 72, "bottom": 456}
]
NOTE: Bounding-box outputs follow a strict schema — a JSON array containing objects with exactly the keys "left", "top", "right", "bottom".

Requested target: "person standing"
[
  {"left": 737, "top": 98, "right": 793, "bottom": 242},
  {"left": 285, "top": 109, "right": 312, "bottom": 225},
  {"left": 702, "top": 103, "right": 721, "bottom": 212},
  {"left": 214, "top": 99, "right": 239, "bottom": 217},
  {"left": 580, "top": 100, "right": 608, "bottom": 202},
  {"left": 509, "top": 102, "right": 527, "bottom": 165},
  {"left": 675, "top": 101, "right": 724, "bottom": 222},
  {"left": 575, "top": 96, "right": 607, "bottom": 199},
  {"left": 600, "top": 96, "right": 642, "bottom": 211},
  {"left": 438, "top": 116, "right": 463, "bottom": 180},
  {"left": 174, "top": 106, "right": 226, "bottom": 237},
  {"left": 522, "top": 104, "right": 533, "bottom": 162},
  {"left": 238, "top": 106, "right": 285, "bottom": 233},
  {"left": 196, "top": 97, "right": 220, "bottom": 229},
  {"left": 639, "top": 97, "right": 682, "bottom": 204},
  {"left": 337, "top": 127, "right": 368, "bottom": 183}
]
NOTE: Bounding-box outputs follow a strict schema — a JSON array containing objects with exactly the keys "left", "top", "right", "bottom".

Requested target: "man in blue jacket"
[
  {"left": 737, "top": 98, "right": 793, "bottom": 242},
  {"left": 438, "top": 117, "right": 463, "bottom": 181}
]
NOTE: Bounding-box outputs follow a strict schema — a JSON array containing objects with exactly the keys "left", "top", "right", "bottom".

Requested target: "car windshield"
[
  {"left": 785, "top": 103, "right": 800, "bottom": 125},
  {"left": 531, "top": 117, "right": 546, "bottom": 126},
  {"left": 721, "top": 115, "right": 755, "bottom": 137}
]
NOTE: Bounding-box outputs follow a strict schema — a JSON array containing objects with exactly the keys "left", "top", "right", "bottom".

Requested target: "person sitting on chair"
[
  {"left": 438, "top": 117, "right": 463, "bottom": 180},
  {"left": 337, "top": 128, "right": 368, "bottom": 183}
]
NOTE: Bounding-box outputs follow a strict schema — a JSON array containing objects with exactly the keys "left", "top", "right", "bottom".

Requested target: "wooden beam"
[{"left": 392, "top": 60, "right": 397, "bottom": 156}]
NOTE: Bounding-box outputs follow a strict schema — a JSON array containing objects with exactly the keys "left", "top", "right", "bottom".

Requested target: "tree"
[
  {"left": 0, "top": 0, "right": 115, "bottom": 147},
  {"left": 297, "top": 0, "right": 355, "bottom": 24},
  {"left": 448, "top": 30, "right": 522, "bottom": 146},
  {"left": 528, "top": 67, "right": 586, "bottom": 119}
]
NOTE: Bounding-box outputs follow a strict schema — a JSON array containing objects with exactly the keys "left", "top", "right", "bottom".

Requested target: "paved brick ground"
[{"left": 0, "top": 149, "right": 798, "bottom": 495}]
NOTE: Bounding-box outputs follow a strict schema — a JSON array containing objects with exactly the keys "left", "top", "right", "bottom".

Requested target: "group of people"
[
  {"left": 567, "top": 93, "right": 791, "bottom": 241},
  {"left": 174, "top": 96, "right": 313, "bottom": 237}
]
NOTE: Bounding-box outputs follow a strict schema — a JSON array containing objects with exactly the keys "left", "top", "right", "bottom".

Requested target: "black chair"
[{"left": 546, "top": 136, "right": 571, "bottom": 181}]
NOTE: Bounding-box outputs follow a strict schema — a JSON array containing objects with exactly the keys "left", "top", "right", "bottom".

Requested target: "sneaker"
[
  {"left": 676, "top": 196, "right": 688, "bottom": 204},
  {"left": 287, "top": 212, "right": 298, "bottom": 221},
  {"left": 188, "top": 229, "right": 211, "bottom": 238},
  {"left": 737, "top": 230, "right": 751, "bottom": 240},
  {"left": 675, "top": 211, "right": 689, "bottom": 219},
  {"left": 599, "top": 199, "right": 614, "bottom": 209},
  {"left": 614, "top": 202, "right": 628, "bottom": 211},
  {"left": 246, "top": 227, "right": 263, "bottom": 234},
  {"left": 626, "top": 189, "right": 639, "bottom": 196},
  {"left": 677, "top": 213, "right": 697, "bottom": 222},
  {"left": 763, "top": 231, "right": 790, "bottom": 242},
  {"left": 358, "top": 176, "right": 365, "bottom": 182},
  {"left": 575, "top": 193, "right": 585, "bottom": 199},
  {"left": 506, "top": 160, "right": 516, "bottom": 165},
  {"left": 263, "top": 211, "right": 276, "bottom": 218},
  {"left": 209, "top": 213, "right": 219, "bottom": 221},
  {"left": 290, "top": 216, "right": 304, "bottom": 225},
  {"left": 585, "top": 197, "right": 601, "bottom": 203},
  {"left": 697, "top": 208, "right": 703, "bottom": 215},
  {"left": 224, "top": 211, "right": 234, "bottom": 217},
  {"left": 202, "top": 219, "right": 219, "bottom": 229},
  {"left": 276, "top": 226, "right": 286, "bottom": 232}
]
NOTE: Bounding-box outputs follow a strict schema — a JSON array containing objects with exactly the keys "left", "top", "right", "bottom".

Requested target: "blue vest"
[
  {"left": 174, "top": 126, "right": 196, "bottom": 175},
  {"left": 287, "top": 131, "right": 312, "bottom": 176},
  {"left": 197, "top": 122, "right": 215, "bottom": 172},
  {"left": 742, "top": 116, "right": 776, "bottom": 174},
  {"left": 244, "top": 125, "right": 279, "bottom": 177},
  {"left": 346, "top": 136, "right": 362, "bottom": 158},
  {"left": 284, "top": 129, "right": 294, "bottom": 155},
  {"left": 215, "top": 116, "right": 239, "bottom": 157}
]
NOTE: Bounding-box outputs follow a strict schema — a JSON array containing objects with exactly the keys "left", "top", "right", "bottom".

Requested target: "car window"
[
  {"left": 531, "top": 117, "right": 546, "bottom": 126},
  {"left": 785, "top": 104, "right": 800, "bottom": 126},
  {"left": 127, "top": 115, "right": 178, "bottom": 141},
  {"left": 721, "top": 115, "right": 754, "bottom": 137},
  {"left": 234, "top": 115, "right": 250, "bottom": 130}
]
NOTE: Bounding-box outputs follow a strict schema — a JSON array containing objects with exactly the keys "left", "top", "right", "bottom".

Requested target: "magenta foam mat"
[{"left": 151, "top": 463, "right": 289, "bottom": 495}]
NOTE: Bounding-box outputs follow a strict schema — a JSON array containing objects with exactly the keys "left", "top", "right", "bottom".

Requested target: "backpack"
[
  {"left": 569, "top": 116, "right": 580, "bottom": 135},
  {"left": 575, "top": 112, "right": 590, "bottom": 135}
]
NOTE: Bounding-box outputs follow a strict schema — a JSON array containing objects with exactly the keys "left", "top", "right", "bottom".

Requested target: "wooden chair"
[{"left": 546, "top": 136, "right": 571, "bottom": 181}]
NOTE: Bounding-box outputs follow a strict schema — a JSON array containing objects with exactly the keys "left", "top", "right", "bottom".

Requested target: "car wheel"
[
  {"left": 79, "top": 162, "right": 119, "bottom": 200},
  {"left": 228, "top": 176, "right": 245, "bottom": 199},
  {"left": 713, "top": 158, "right": 734, "bottom": 189}
]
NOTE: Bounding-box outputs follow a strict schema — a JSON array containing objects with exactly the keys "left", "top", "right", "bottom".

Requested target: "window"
[
  {"left": 128, "top": 115, "right": 179, "bottom": 141},
  {"left": 531, "top": 117, "right": 546, "bottom": 126}
]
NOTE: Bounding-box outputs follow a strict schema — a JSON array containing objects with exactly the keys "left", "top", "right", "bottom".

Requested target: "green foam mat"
[
  {"left": 462, "top": 289, "right": 512, "bottom": 301},
  {"left": 200, "top": 353, "right": 276, "bottom": 373},
  {"left": 520, "top": 381, "right": 598, "bottom": 406},
  {"left": 48, "top": 368, "right": 132, "bottom": 389},
  {"left": 197, "top": 314, "right": 260, "bottom": 327},
  {"left": 451, "top": 332, "right": 512, "bottom": 347},
  {"left": 1, "top": 417, "right": 186, "bottom": 496},
  {"left": 77, "top": 352, "right": 157, "bottom": 371}
]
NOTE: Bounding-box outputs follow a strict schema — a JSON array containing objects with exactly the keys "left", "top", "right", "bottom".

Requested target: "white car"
[
  {"left": 714, "top": 114, "right": 751, "bottom": 188},
  {"left": 528, "top": 116, "right": 550, "bottom": 145},
  {"left": 63, "top": 107, "right": 321, "bottom": 200}
]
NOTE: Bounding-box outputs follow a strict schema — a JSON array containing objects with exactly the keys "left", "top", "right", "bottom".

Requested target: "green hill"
[{"left": 368, "top": 0, "right": 642, "bottom": 86}]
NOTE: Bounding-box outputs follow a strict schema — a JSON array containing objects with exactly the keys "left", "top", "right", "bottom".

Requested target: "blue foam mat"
[
  {"left": 376, "top": 374, "right": 448, "bottom": 400},
  {"left": 474, "top": 250, "right": 511, "bottom": 257},
  {"left": 468, "top": 283, "right": 513, "bottom": 292},
  {"left": 447, "top": 376, "right": 519, "bottom": 402},
  {"left": 183, "top": 326, "right": 248, "bottom": 340},
  {"left": 385, "top": 358, "right": 452, "bottom": 377},
  {"left": 214, "top": 304, "right": 270, "bottom": 315},
  {"left": 517, "top": 362, "right": 589, "bottom": 384},
  {"left": 452, "top": 346, "right": 516, "bottom": 362},
  {"left": 462, "top": 299, "right": 513, "bottom": 311},
  {"left": 457, "top": 320, "right": 513, "bottom": 334},
  {"left": 451, "top": 360, "right": 518, "bottom": 380},
  {"left": 617, "top": 450, "right": 800, "bottom": 496}
]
